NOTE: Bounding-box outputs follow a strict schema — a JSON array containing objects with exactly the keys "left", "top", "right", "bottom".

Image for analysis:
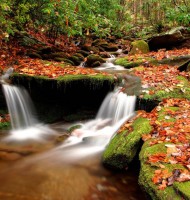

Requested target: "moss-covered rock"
[
  {"left": 73, "top": 53, "right": 85, "bottom": 61},
  {"left": 50, "top": 52, "right": 69, "bottom": 59},
  {"left": 139, "top": 142, "right": 189, "bottom": 200},
  {"left": 81, "top": 45, "right": 99, "bottom": 54},
  {"left": 10, "top": 73, "right": 115, "bottom": 122},
  {"left": 142, "top": 76, "right": 190, "bottom": 101},
  {"left": 138, "top": 100, "right": 190, "bottom": 200},
  {"left": 129, "top": 40, "right": 149, "bottom": 55},
  {"left": 69, "top": 55, "right": 82, "bottom": 65},
  {"left": 100, "top": 44, "right": 119, "bottom": 52},
  {"left": 76, "top": 50, "right": 90, "bottom": 57},
  {"left": 174, "top": 181, "right": 190, "bottom": 200},
  {"left": 0, "top": 122, "right": 11, "bottom": 130},
  {"left": 102, "top": 117, "right": 152, "bottom": 169},
  {"left": 114, "top": 56, "right": 155, "bottom": 68},
  {"left": 53, "top": 58, "right": 74, "bottom": 65},
  {"left": 86, "top": 54, "right": 105, "bottom": 67}
]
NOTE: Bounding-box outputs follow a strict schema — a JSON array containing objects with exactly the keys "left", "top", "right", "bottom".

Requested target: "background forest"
[{"left": 0, "top": 0, "right": 190, "bottom": 41}]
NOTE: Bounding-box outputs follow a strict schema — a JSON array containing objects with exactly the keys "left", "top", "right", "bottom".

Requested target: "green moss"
[
  {"left": 139, "top": 162, "right": 183, "bottom": 200},
  {"left": 142, "top": 76, "right": 190, "bottom": 101},
  {"left": 0, "top": 122, "right": 11, "bottom": 130},
  {"left": 139, "top": 142, "right": 167, "bottom": 164},
  {"left": 174, "top": 181, "right": 190, "bottom": 200},
  {"left": 11, "top": 73, "right": 114, "bottom": 90},
  {"left": 139, "top": 141, "right": 188, "bottom": 200},
  {"left": 68, "top": 124, "right": 82, "bottom": 133},
  {"left": 102, "top": 117, "right": 152, "bottom": 169},
  {"left": 129, "top": 40, "right": 149, "bottom": 55},
  {"left": 56, "top": 74, "right": 114, "bottom": 89},
  {"left": 11, "top": 73, "right": 51, "bottom": 85},
  {"left": 114, "top": 56, "right": 155, "bottom": 68},
  {"left": 157, "top": 107, "right": 179, "bottom": 122}
]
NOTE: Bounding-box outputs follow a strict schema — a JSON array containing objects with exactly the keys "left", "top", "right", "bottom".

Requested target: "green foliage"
[
  {"left": 0, "top": 0, "right": 123, "bottom": 39},
  {"left": 0, "top": 0, "right": 189, "bottom": 40}
]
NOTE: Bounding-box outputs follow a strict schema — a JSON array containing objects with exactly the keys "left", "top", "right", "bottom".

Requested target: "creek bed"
[{"left": 0, "top": 122, "right": 147, "bottom": 200}]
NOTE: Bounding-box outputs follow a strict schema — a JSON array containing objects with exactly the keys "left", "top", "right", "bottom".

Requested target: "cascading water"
[
  {"left": 0, "top": 68, "right": 54, "bottom": 141},
  {"left": 95, "top": 53, "right": 125, "bottom": 71},
  {"left": 2, "top": 85, "right": 37, "bottom": 129},
  {"left": 58, "top": 87, "right": 136, "bottom": 160}
]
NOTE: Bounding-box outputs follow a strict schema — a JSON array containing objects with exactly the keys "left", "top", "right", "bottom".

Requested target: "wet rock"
[
  {"left": 76, "top": 50, "right": 90, "bottom": 57},
  {"left": 129, "top": 40, "right": 149, "bottom": 55},
  {"left": 69, "top": 55, "right": 82, "bottom": 65},
  {"left": 148, "top": 27, "right": 190, "bottom": 50},
  {"left": 101, "top": 44, "right": 119, "bottom": 52},
  {"left": 50, "top": 52, "right": 69, "bottom": 59},
  {"left": 99, "top": 52, "right": 111, "bottom": 58},
  {"left": 81, "top": 45, "right": 99, "bottom": 54},
  {"left": 86, "top": 54, "right": 105, "bottom": 67},
  {"left": 72, "top": 53, "right": 85, "bottom": 61},
  {"left": 26, "top": 51, "right": 42, "bottom": 59},
  {"left": 91, "top": 61, "right": 101, "bottom": 68},
  {"left": 55, "top": 134, "right": 68, "bottom": 143},
  {"left": 53, "top": 57, "right": 74, "bottom": 65}
]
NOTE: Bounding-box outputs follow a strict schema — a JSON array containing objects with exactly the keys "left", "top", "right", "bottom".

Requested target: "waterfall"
[
  {"left": 2, "top": 85, "right": 37, "bottom": 130},
  {"left": 2, "top": 84, "right": 54, "bottom": 140},
  {"left": 61, "top": 88, "right": 136, "bottom": 153},
  {"left": 0, "top": 68, "right": 54, "bottom": 141}
]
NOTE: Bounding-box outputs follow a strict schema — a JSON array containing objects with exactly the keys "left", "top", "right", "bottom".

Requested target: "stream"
[
  {"left": 0, "top": 126, "right": 146, "bottom": 200},
  {"left": 0, "top": 57, "right": 146, "bottom": 200}
]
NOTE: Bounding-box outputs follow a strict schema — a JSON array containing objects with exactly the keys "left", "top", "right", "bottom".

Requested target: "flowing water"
[
  {"left": 2, "top": 84, "right": 54, "bottom": 141},
  {"left": 0, "top": 68, "right": 146, "bottom": 200}
]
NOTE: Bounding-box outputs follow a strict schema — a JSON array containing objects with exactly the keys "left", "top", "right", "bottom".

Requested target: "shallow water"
[{"left": 0, "top": 124, "right": 147, "bottom": 200}]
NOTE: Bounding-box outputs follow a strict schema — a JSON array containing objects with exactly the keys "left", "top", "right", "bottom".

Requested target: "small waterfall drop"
[
  {"left": 1, "top": 68, "right": 54, "bottom": 141},
  {"left": 95, "top": 54, "right": 125, "bottom": 71},
  {"left": 60, "top": 87, "right": 136, "bottom": 160},
  {"left": 2, "top": 85, "right": 37, "bottom": 130}
]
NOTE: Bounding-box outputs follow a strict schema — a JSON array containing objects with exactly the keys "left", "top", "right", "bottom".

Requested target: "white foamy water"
[
  {"left": 58, "top": 88, "right": 136, "bottom": 160},
  {"left": 2, "top": 84, "right": 54, "bottom": 141},
  {"left": 2, "top": 84, "right": 37, "bottom": 129}
]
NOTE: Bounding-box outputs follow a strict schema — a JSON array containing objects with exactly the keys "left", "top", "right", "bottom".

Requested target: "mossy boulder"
[
  {"left": 0, "top": 122, "right": 10, "bottom": 130},
  {"left": 76, "top": 50, "right": 90, "bottom": 57},
  {"left": 86, "top": 54, "right": 105, "bottom": 67},
  {"left": 50, "top": 52, "right": 69, "bottom": 59},
  {"left": 10, "top": 73, "right": 115, "bottom": 122},
  {"left": 114, "top": 56, "right": 155, "bottom": 68},
  {"left": 53, "top": 58, "right": 74, "bottom": 65},
  {"left": 142, "top": 76, "right": 190, "bottom": 101},
  {"left": 102, "top": 117, "right": 152, "bottom": 170},
  {"left": 81, "top": 45, "right": 99, "bottom": 54},
  {"left": 69, "top": 55, "right": 82, "bottom": 65},
  {"left": 73, "top": 53, "right": 85, "bottom": 61},
  {"left": 148, "top": 27, "right": 187, "bottom": 50},
  {"left": 129, "top": 40, "right": 149, "bottom": 55},
  {"left": 139, "top": 142, "right": 190, "bottom": 200},
  {"left": 138, "top": 100, "right": 190, "bottom": 200},
  {"left": 100, "top": 43, "right": 119, "bottom": 52}
]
